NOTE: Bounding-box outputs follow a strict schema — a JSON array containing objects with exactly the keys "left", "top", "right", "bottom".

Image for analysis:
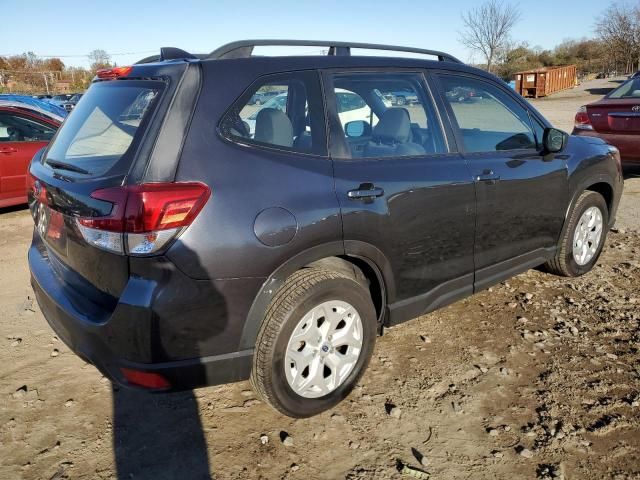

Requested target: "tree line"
[
  {"left": 460, "top": 0, "right": 640, "bottom": 80},
  {"left": 0, "top": 49, "right": 113, "bottom": 94}
]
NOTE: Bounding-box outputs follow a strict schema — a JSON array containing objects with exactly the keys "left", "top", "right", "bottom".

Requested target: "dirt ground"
[{"left": 0, "top": 77, "right": 638, "bottom": 480}]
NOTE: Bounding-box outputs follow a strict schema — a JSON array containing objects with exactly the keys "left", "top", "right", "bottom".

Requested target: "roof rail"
[{"left": 208, "top": 40, "right": 463, "bottom": 63}]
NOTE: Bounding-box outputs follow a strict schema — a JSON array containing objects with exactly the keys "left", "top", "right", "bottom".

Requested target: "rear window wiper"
[{"left": 45, "top": 158, "right": 90, "bottom": 175}]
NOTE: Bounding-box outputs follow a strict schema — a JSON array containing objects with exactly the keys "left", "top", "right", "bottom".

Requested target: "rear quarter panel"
[{"left": 167, "top": 60, "right": 342, "bottom": 281}]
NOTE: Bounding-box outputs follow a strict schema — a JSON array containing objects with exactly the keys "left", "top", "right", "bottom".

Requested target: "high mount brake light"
[
  {"left": 76, "top": 182, "right": 211, "bottom": 255},
  {"left": 574, "top": 106, "right": 593, "bottom": 130},
  {"left": 96, "top": 66, "right": 133, "bottom": 79}
]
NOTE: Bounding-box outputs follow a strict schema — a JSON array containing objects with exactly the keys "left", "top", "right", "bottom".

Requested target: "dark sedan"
[{"left": 573, "top": 77, "right": 640, "bottom": 165}]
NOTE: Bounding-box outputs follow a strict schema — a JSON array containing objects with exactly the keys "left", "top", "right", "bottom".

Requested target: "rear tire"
[
  {"left": 545, "top": 191, "right": 608, "bottom": 277},
  {"left": 250, "top": 268, "right": 377, "bottom": 418}
]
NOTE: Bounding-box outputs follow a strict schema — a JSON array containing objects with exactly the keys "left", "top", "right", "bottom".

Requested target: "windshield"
[
  {"left": 608, "top": 78, "right": 640, "bottom": 99},
  {"left": 45, "top": 81, "right": 161, "bottom": 176}
]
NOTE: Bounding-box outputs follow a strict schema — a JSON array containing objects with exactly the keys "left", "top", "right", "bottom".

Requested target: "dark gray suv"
[{"left": 28, "top": 41, "right": 623, "bottom": 418}]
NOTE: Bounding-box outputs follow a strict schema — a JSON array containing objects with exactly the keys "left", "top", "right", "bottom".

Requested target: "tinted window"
[
  {"left": 328, "top": 72, "right": 446, "bottom": 158},
  {"left": 0, "top": 113, "right": 56, "bottom": 142},
  {"left": 45, "top": 81, "right": 161, "bottom": 175},
  {"left": 219, "top": 71, "right": 326, "bottom": 156},
  {"left": 439, "top": 75, "right": 537, "bottom": 153}
]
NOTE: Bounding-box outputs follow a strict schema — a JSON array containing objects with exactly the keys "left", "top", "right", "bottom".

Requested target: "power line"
[{"left": 0, "top": 50, "right": 157, "bottom": 58}]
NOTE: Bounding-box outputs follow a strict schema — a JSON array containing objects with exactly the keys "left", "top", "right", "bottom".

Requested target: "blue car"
[{"left": 0, "top": 95, "right": 68, "bottom": 118}]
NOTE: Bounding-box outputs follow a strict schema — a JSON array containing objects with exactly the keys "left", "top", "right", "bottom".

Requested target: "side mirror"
[
  {"left": 542, "top": 127, "right": 568, "bottom": 153},
  {"left": 344, "top": 120, "right": 371, "bottom": 138}
]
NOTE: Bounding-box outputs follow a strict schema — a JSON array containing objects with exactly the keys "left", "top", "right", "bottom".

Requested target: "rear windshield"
[
  {"left": 45, "top": 81, "right": 161, "bottom": 176},
  {"left": 607, "top": 78, "right": 640, "bottom": 99}
]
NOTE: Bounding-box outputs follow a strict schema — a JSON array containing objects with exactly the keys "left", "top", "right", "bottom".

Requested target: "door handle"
[
  {"left": 474, "top": 169, "right": 501, "bottom": 183},
  {"left": 347, "top": 183, "right": 384, "bottom": 200},
  {"left": 0, "top": 147, "right": 18, "bottom": 154}
]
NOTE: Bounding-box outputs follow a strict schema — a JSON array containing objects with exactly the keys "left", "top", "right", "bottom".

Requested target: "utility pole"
[{"left": 42, "top": 72, "right": 50, "bottom": 95}]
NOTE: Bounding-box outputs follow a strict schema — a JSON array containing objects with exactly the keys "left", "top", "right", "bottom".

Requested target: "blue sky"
[{"left": 2, "top": 0, "right": 609, "bottom": 68}]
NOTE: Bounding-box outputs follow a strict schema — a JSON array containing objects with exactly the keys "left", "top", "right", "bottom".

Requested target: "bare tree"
[
  {"left": 459, "top": 0, "right": 521, "bottom": 73},
  {"left": 88, "top": 49, "right": 112, "bottom": 72},
  {"left": 595, "top": 2, "right": 640, "bottom": 74}
]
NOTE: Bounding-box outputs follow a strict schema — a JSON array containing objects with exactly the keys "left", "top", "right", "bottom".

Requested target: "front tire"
[
  {"left": 545, "top": 191, "right": 608, "bottom": 277},
  {"left": 250, "top": 268, "right": 377, "bottom": 418}
]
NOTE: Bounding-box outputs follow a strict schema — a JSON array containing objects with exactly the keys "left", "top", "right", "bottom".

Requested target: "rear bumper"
[
  {"left": 29, "top": 239, "right": 253, "bottom": 391},
  {"left": 572, "top": 129, "right": 640, "bottom": 164}
]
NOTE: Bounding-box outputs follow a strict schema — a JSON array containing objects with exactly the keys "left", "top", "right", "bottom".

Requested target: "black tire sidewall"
[
  {"left": 269, "top": 277, "right": 376, "bottom": 418},
  {"left": 563, "top": 193, "right": 609, "bottom": 276}
]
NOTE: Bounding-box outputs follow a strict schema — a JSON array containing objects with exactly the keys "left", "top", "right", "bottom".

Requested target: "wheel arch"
[
  {"left": 560, "top": 174, "right": 616, "bottom": 243},
  {"left": 238, "top": 241, "right": 394, "bottom": 351}
]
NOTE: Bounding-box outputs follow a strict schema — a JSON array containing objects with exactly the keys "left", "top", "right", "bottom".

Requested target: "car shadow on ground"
[
  {"left": 0, "top": 203, "right": 28, "bottom": 216},
  {"left": 110, "top": 244, "right": 231, "bottom": 479},
  {"left": 112, "top": 388, "right": 212, "bottom": 479},
  {"left": 623, "top": 165, "right": 640, "bottom": 180},
  {"left": 584, "top": 87, "right": 616, "bottom": 96}
]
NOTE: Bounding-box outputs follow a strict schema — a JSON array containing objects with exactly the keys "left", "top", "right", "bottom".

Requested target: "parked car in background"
[
  {"left": 383, "top": 87, "right": 419, "bottom": 105},
  {"left": 0, "top": 100, "right": 60, "bottom": 208},
  {"left": 445, "top": 86, "right": 478, "bottom": 103},
  {"left": 28, "top": 41, "right": 622, "bottom": 419},
  {"left": 48, "top": 93, "right": 84, "bottom": 112},
  {"left": 69, "top": 93, "right": 82, "bottom": 107},
  {"left": 0, "top": 95, "right": 67, "bottom": 119},
  {"left": 48, "top": 94, "right": 74, "bottom": 108},
  {"left": 573, "top": 76, "right": 640, "bottom": 165},
  {"left": 630, "top": 71, "right": 640, "bottom": 79},
  {"left": 249, "top": 90, "right": 283, "bottom": 105}
]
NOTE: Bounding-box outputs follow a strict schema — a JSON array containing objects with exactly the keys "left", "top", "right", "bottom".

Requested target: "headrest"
[
  {"left": 373, "top": 108, "right": 411, "bottom": 143},
  {"left": 254, "top": 108, "right": 293, "bottom": 147}
]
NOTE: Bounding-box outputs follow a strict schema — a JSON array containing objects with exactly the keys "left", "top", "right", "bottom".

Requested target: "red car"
[
  {"left": 573, "top": 77, "right": 640, "bottom": 165},
  {"left": 0, "top": 103, "right": 60, "bottom": 208}
]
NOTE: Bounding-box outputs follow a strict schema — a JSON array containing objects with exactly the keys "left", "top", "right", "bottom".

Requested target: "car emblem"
[{"left": 633, "top": 105, "right": 640, "bottom": 112}]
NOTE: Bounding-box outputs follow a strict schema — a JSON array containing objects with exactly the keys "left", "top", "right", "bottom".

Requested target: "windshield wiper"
[{"left": 45, "top": 158, "right": 90, "bottom": 175}]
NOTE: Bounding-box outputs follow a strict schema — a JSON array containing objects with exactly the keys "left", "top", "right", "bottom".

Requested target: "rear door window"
[
  {"left": 45, "top": 81, "right": 162, "bottom": 176},
  {"left": 0, "top": 113, "right": 56, "bottom": 142}
]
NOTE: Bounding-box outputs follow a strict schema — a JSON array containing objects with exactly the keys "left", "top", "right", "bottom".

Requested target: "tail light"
[
  {"left": 574, "top": 106, "right": 593, "bottom": 130},
  {"left": 76, "top": 182, "right": 211, "bottom": 256}
]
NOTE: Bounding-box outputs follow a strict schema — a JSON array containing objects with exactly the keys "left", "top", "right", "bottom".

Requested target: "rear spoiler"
[{"left": 136, "top": 47, "right": 207, "bottom": 64}]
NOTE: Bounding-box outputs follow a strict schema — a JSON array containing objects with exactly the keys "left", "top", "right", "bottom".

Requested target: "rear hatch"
[
  {"left": 587, "top": 99, "right": 640, "bottom": 134},
  {"left": 28, "top": 64, "right": 189, "bottom": 310}
]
